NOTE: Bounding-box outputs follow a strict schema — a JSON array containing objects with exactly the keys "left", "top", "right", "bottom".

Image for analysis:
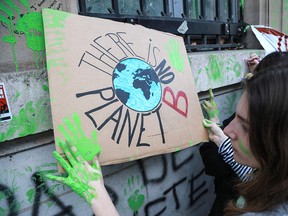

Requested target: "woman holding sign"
[{"left": 46, "top": 51, "right": 288, "bottom": 215}]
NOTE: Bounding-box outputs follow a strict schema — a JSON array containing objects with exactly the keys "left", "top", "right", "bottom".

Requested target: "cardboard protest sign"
[{"left": 42, "top": 9, "right": 208, "bottom": 166}]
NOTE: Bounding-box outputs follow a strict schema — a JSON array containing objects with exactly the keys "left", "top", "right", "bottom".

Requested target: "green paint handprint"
[
  {"left": 124, "top": 175, "right": 145, "bottom": 215},
  {"left": 165, "top": 38, "right": 185, "bottom": 73},
  {"left": 57, "top": 112, "right": 102, "bottom": 161},
  {"left": 45, "top": 141, "right": 103, "bottom": 205},
  {"left": 205, "top": 54, "right": 223, "bottom": 85}
]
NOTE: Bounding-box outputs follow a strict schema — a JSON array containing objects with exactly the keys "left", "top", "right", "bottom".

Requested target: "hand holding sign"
[
  {"left": 45, "top": 141, "right": 102, "bottom": 204},
  {"left": 202, "top": 88, "right": 220, "bottom": 124}
]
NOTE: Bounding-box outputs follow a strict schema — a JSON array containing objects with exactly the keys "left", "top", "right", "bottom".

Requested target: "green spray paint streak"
[
  {"left": 43, "top": 9, "right": 70, "bottom": 76},
  {"left": 0, "top": 0, "right": 19, "bottom": 71},
  {"left": 0, "top": 97, "right": 50, "bottom": 142},
  {"left": 165, "top": 38, "right": 185, "bottom": 73},
  {"left": 240, "top": 0, "right": 245, "bottom": 10},
  {"left": 285, "top": 0, "right": 288, "bottom": 11},
  {"left": 124, "top": 175, "right": 145, "bottom": 214},
  {"left": 0, "top": 0, "right": 46, "bottom": 71},
  {"left": 57, "top": 113, "right": 102, "bottom": 161},
  {"left": 238, "top": 139, "right": 251, "bottom": 156},
  {"left": 205, "top": 54, "right": 223, "bottom": 85}
]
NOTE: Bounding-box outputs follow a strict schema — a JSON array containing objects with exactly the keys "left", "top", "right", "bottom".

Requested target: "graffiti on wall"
[{"left": 0, "top": 145, "right": 212, "bottom": 216}]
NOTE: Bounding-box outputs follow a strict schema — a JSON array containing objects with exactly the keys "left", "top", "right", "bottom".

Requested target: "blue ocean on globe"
[{"left": 112, "top": 58, "right": 162, "bottom": 112}]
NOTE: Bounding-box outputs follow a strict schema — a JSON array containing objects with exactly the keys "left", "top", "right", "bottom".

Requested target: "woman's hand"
[
  {"left": 45, "top": 142, "right": 119, "bottom": 215},
  {"left": 203, "top": 119, "right": 228, "bottom": 147},
  {"left": 202, "top": 88, "right": 220, "bottom": 124},
  {"left": 45, "top": 141, "right": 103, "bottom": 204}
]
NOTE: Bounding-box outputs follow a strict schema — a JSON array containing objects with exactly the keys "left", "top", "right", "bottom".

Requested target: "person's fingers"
[
  {"left": 92, "top": 153, "right": 101, "bottom": 170},
  {"left": 203, "top": 119, "right": 212, "bottom": 128},
  {"left": 209, "top": 88, "right": 214, "bottom": 100},
  {"left": 66, "top": 141, "right": 84, "bottom": 163},
  {"left": 59, "top": 142, "right": 77, "bottom": 167},
  {"left": 202, "top": 101, "right": 211, "bottom": 111},
  {"left": 44, "top": 173, "right": 65, "bottom": 183},
  {"left": 53, "top": 151, "right": 72, "bottom": 172}
]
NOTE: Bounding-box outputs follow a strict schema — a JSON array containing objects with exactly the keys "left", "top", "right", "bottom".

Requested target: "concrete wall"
[{"left": 0, "top": 0, "right": 269, "bottom": 215}]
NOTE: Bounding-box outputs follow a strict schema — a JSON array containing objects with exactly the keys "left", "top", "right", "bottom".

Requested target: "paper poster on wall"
[
  {"left": 251, "top": 25, "right": 288, "bottom": 54},
  {"left": 0, "top": 83, "right": 12, "bottom": 122},
  {"left": 42, "top": 9, "right": 208, "bottom": 166}
]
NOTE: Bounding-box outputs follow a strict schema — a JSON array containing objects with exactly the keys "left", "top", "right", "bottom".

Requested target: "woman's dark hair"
[{"left": 225, "top": 52, "right": 288, "bottom": 215}]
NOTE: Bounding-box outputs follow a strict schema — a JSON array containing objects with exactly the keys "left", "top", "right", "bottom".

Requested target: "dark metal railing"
[{"left": 78, "top": 0, "right": 246, "bottom": 52}]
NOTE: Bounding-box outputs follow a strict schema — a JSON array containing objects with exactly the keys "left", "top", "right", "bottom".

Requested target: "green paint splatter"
[
  {"left": 124, "top": 176, "right": 145, "bottom": 214},
  {"left": 14, "top": 91, "right": 20, "bottom": 100},
  {"left": 189, "top": 140, "right": 193, "bottom": 146},
  {"left": 25, "top": 166, "right": 33, "bottom": 172},
  {"left": 238, "top": 140, "right": 251, "bottom": 156},
  {"left": 0, "top": 0, "right": 46, "bottom": 71},
  {"left": 0, "top": 97, "right": 50, "bottom": 142},
  {"left": 233, "top": 62, "right": 241, "bottom": 77},
  {"left": 240, "top": 0, "right": 245, "bottom": 10},
  {"left": 284, "top": 0, "right": 288, "bottom": 11},
  {"left": 42, "top": 84, "right": 49, "bottom": 93},
  {"left": 26, "top": 188, "right": 35, "bottom": 204},
  {"left": 165, "top": 38, "right": 185, "bottom": 73},
  {"left": 57, "top": 113, "right": 102, "bottom": 161},
  {"left": 205, "top": 54, "right": 223, "bottom": 84}
]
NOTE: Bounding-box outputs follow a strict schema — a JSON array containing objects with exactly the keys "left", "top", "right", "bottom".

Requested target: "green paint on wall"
[
  {"left": 0, "top": 97, "right": 50, "bottom": 142},
  {"left": 165, "top": 38, "right": 185, "bottom": 73},
  {"left": 14, "top": 91, "right": 20, "bottom": 100},
  {"left": 240, "top": 0, "right": 245, "bottom": 9},
  {"left": 57, "top": 113, "right": 102, "bottom": 161},
  {"left": 205, "top": 54, "right": 223, "bottom": 84},
  {"left": 124, "top": 175, "right": 145, "bottom": 213},
  {"left": 285, "top": 0, "right": 288, "bottom": 10},
  {"left": 26, "top": 188, "right": 35, "bottom": 204},
  {"left": 42, "top": 84, "right": 49, "bottom": 93},
  {"left": 0, "top": 0, "right": 46, "bottom": 71},
  {"left": 233, "top": 62, "right": 241, "bottom": 77}
]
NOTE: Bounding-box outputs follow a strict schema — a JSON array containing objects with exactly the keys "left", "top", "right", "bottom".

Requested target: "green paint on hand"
[
  {"left": 238, "top": 140, "right": 251, "bottom": 156},
  {"left": 45, "top": 142, "right": 102, "bottom": 205},
  {"left": 57, "top": 113, "right": 102, "bottom": 161},
  {"left": 165, "top": 38, "right": 185, "bottom": 73},
  {"left": 124, "top": 175, "right": 145, "bottom": 213}
]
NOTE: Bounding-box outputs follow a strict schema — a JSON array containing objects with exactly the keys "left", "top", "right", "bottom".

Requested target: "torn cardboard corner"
[
  {"left": 244, "top": 25, "right": 288, "bottom": 54},
  {"left": 42, "top": 9, "right": 208, "bottom": 169}
]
